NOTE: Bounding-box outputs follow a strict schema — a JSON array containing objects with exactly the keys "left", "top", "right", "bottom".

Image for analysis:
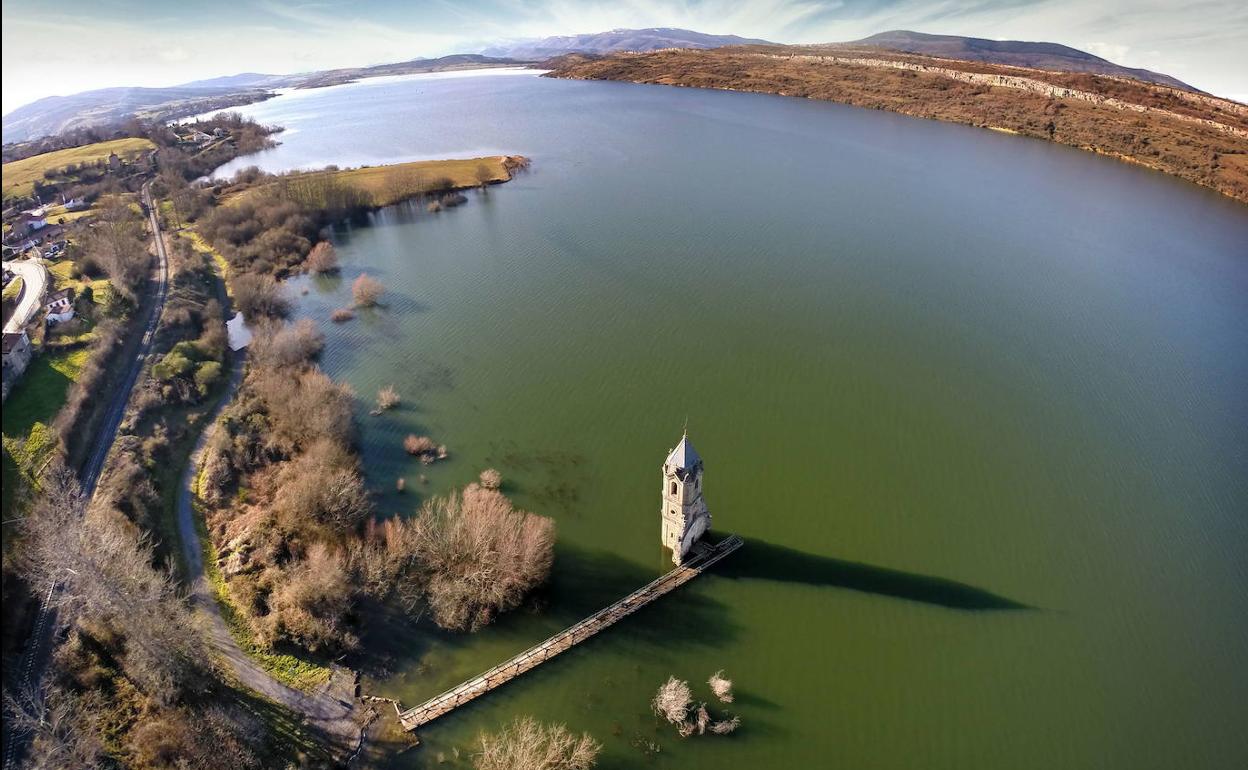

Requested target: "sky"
[{"left": 3, "top": 0, "right": 1246, "bottom": 114}]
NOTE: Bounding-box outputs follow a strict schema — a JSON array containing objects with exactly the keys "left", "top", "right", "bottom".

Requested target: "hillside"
[
  {"left": 849, "top": 30, "right": 1195, "bottom": 91},
  {"left": 546, "top": 46, "right": 1248, "bottom": 203},
  {"left": 2, "top": 136, "right": 155, "bottom": 199},
  {"left": 482, "top": 27, "right": 773, "bottom": 59},
  {"left": 2, "top": 86, "right": 274, "bottom": 144},
  {"left": 293, "top": 54, "right": 527, "bottom": 89}
]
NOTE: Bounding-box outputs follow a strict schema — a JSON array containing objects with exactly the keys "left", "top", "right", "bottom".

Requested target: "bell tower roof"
[{"left": 665, "top": 434, "right": 702, "bottom": 471}]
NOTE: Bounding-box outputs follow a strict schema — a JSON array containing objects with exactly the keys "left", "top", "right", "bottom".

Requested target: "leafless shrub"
[
  {"left": 330, "top": 307, "right": 355, "bottom": 322},
  {"left": 232, "top": 272, "right": 290, "bottom": 319},
  {"left": 694, "top": 703, "right": 711, "bottom": 735},
  {"left": 261, "top": 543, "right": 358, "bottom": 652},
  {"left": 403, "top": 434, "right": 445, "bottom": 464},
  {"left": 19, "top": 463, "right": 207, "bottom": 705},
  {"left": 479, "top": 468, "right": 502, "bottom": 490},
  {"left": 273, "top": 438, "right": 372, "bottom": 532},
  {"left": 351, "top": 273, "right": 384, "bottom": 307},
  {"left": 652, "top": 676, "right": 692, "bottom": 725},
  {"left": 417, "top": 484, "right": 555, "bottom": 632},
  {"left": 709, "top": 670, "right": 734, "bottom": 703},
  {"left": 305, "top": 240, "right": 339, "bottom": 273},
  {"left": 4, "top": 680, "right": 104, "bottom": 769},
  {"left": 475, "top": 716, "right": 600, "bottom": 770},
  {"left": 249, "top": 317, "right": 323, "bottom": 369},
  {"left": 709, "top": 716, "right": 741, "bottom": 735},
  {"left": 377, "top": 385, "right": 400, "bottom": 411}
]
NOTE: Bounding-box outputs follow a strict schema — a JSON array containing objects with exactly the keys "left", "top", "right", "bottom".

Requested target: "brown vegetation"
[
  {"left": 475, "top": 716, "right": 600, "bottom": 770},
  {"left": 351, "top": 273, "right": 384, "bottom": 307},
  {"left": 305, "top": 241, "right": 339, "bottom": 274},
  {"left": 330, "top": 308, "right": 355, "bottom": 322},
  {"left": 415, "top": 484, "right": 555, "bottom": 631},
  {"left": 376, "top": 385, "right": 400, "bottom": 411},
  {"left": 651, "top": 673, "right": 742, "bottom": 738},
  {"left": 547, "top": 47, "right": 1248, "bottom": 203},
  {"left": 479, "top": 468, "right": 502, "bottom": 490}
]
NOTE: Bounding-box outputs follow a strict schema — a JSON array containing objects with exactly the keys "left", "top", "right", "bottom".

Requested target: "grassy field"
[
  {"left": 2, "top": 137, "right": 155, "bottom": 200},
  {"left": 1, "top": 346, "right": 89, "bottom": 517},
  {"left": 39, "top": 202, "right": 100, "bottom": 225},
  {"left": 231, "top": 156, "right": 522, "bottom": 208},
  {"left": 2, "top": 275, "right": 22, "bottom": 303}
]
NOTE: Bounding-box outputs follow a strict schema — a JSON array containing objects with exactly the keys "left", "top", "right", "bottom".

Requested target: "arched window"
[{"left": 670, "top": 481, "right": 677, "bottom": 495}]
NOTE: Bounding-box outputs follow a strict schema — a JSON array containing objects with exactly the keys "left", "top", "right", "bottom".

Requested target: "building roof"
[
  {"left": 3, "top": 331, "right": 29, "bottom": 354},
  {"left": 665, "top": 434, "right": 702, "bottom": 471},
  {"left": 46, "top": 287, "right": 73, "bottom": 306}
]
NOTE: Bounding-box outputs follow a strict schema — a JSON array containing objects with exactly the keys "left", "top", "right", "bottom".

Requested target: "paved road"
[
  {"left": 2, "top": 259, "right": 47, "bottom": 334},
  {"left": 2, "top": 182, "right": 169, "bottom": 770},
  {"left": 174, "top": 353, "right": 362, "bottom": 756}
]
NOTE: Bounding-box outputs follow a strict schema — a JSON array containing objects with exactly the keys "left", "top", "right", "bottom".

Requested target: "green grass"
[
  {"left": 1, "top": 346, "right": 89, "bottom": 518},
  {"left": 2, "top": 137, "right": 155, "bottom": 200},
  {"left": 181, "top": 231, "right": 233, "bottom": 300},
  {"left": 193, "top": 462, "right": 331, "bottom": 692},
  {"left": 2, "top": 276, "right": 22, "bottom": 302}
]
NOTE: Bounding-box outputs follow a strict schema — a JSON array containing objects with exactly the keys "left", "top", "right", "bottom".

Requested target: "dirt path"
[{"left": 174, "top": 350, "right": 365, "bottom": 761}]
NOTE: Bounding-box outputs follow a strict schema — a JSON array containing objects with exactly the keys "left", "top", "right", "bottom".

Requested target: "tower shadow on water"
[{"left": 716, "top": 538, "right": 1031, "bottom": 611}]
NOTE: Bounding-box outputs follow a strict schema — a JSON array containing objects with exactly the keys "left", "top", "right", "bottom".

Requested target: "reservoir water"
[{"left": 212, "top": 71, "right": 1248, "bottom": 769}]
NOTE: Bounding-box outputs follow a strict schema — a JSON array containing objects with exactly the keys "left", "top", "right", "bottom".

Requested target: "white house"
[
  {"left": 2, "top": 330, "right": 33, "bottom": 399},
  {"left": 44, "top": 287, "right": 75, "bottom": 324}
]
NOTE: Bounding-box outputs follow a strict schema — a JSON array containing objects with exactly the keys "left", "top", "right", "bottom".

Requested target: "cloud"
[{"left": 3, "top": 0, "right": 1246, "bottom": 115}]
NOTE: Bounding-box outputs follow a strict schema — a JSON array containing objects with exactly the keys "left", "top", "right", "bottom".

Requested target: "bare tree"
[
  {"left": 709, "top": 670, "right": 734, "bottom": 703},
  {"left": 479, "top": 468, "right": 502, "bottom": 490},
  {"left": 352, "top": 273, "right": 384, "bottom": 307},
  {"left": 652, "top": 676, "right": 692, "bottom": 725},
  {"left": 376, "top": 385, "right": 400, "bottom": 411},
  {"left": 305, "top": 240, "right": 339, "bottom": 273},
  {"left": 475, "top": 163, "right": 494, "bottom": 190},
  {"left": 475, "top": 716, "right": 599, "bottom": 770}
]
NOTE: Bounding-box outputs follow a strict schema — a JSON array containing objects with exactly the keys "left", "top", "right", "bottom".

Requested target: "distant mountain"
[
  {"left": 847, "top": 30, "right": 1195, "bottom": 91},
  {"left": 2, "top": 86, "right": 275, "bottom": 144},
  {"left": 293, "top": 54, "right": 526, "bottom": 89},
  {"left": 177, "top": 72, "right": 298, "bottom": 90},
  {"left": 482, "top": 27, "right": 773, "bottom": 60}
]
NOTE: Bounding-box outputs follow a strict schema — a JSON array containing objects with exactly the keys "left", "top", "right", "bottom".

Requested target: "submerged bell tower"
[{"left": 661, "top": 432, "right": 711, "bottom": 564}]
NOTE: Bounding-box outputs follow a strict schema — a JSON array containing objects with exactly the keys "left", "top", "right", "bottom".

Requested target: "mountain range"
[
  {"left": 847, "top": 30, "right": 1195, "bottom": 91},
  {"left": 3, "top": 28, "right": 1200, "bottom": 144}
]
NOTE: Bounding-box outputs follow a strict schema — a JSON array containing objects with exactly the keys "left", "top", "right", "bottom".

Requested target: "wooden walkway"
[{"left": 397, "top": 534, "right": 744, "bottom": 732}]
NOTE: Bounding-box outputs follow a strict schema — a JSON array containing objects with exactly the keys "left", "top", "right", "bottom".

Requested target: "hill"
[
  {"left": 848, "top": 30, "right": 1195, "bottom": 91},
  {"left": 2, "top": 136, "right": 155, "bottom": 199},
  {"left": 546, "top": 45, "right": 1248, "bottom": 203},
  {"left": 481, "top": 27, "right": 773, "bottom": 60},
  {"left": 293, "top": 54, "right": 527, "bottom": 89},
  {"left": 2, "top": 86, "right": 274, "bottom": 143}
]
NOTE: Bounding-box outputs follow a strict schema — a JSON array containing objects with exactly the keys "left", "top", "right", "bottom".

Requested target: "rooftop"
[{"left": 665, "top": 434, "right": 702, "bottom": 470}]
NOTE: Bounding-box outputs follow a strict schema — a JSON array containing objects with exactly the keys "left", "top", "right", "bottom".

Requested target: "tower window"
[{"left": 670, "top": 481, "right": 677, "bottom": 495}]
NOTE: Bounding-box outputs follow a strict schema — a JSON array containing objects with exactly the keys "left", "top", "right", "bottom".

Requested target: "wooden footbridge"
[{"left": 396, "top": 534, "right": 743, "bottom": 732}]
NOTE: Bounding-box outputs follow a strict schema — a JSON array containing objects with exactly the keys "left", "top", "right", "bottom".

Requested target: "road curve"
[
  {"left": 2, "top": 259, "right": 47, "bottom": 334},
  {"left": 174, "top": 353, "right": 362, "bottom": 755}
]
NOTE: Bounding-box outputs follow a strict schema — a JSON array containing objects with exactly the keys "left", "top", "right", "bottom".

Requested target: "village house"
[
  {"left": 9, "top": 211, "right": 47, "bottom": 239},
  {"left": 2, "top": 330, "right": 33, "bottom": 399},
  {"left": 44, "top": 287, "right": 75, "bottom": 324}
]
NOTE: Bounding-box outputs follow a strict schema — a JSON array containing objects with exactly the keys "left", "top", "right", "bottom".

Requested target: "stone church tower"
[{"left": 661, "top": 433, "right": 711, "bottom": 564}]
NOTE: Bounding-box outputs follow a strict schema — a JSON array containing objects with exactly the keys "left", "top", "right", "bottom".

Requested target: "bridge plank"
[{"left": 396, "top": 535, "right": 742, "bottom": 731}]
